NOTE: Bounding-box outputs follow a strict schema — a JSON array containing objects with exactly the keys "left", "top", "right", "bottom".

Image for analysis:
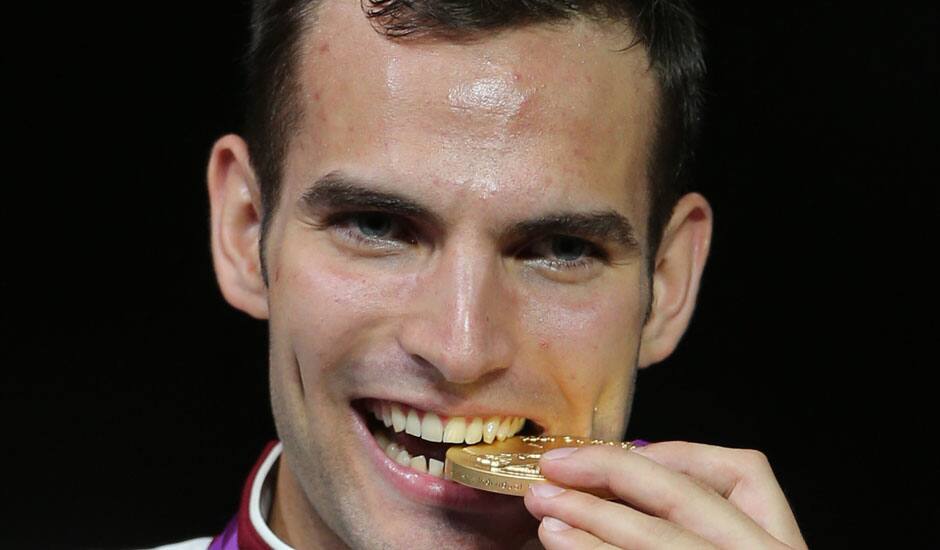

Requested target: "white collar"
[{"left": 249, "top": 442, "right": 294, "bottom": 550}]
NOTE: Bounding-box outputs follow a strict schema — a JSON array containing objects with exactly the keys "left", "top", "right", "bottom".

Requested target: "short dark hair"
[{"left": 243, "top": 0, "right": 705, "bottom": 271}]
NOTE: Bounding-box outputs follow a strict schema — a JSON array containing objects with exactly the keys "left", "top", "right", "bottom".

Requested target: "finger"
[
  {"left": 538, "top": 517, "right": 617, "bottom": 550},
  {"left": 525, "top": 483, "right": 718, "bottom": 550},
  {"left": 539, "top": 445, "right": 782, "bottom": 549},
  {"left": 633, "top": 442, "right": 806, "bottom": 549}
]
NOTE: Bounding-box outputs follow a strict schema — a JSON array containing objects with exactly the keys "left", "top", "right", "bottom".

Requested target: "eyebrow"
[
  {"left": 299, "top": 171, "right": 442, "bottom": 225},
  {"left": 504, "top": 212, "right": 641, "bottom": 251},
  {"left": 300, "top": 171, "right": 641, "bottom": 251}
]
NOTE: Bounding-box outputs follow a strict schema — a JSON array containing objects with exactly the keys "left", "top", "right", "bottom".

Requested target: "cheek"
[
  {"left": 520, "top": 281, "right": 645, "bottom": 426},
  {"left": 267, "top": 237, "right": 417, "bottom": 387},
  {"left": 523, "top": 284, "right": 643, "bottom": 359}
]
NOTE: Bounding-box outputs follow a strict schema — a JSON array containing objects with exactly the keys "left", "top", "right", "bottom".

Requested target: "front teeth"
[
  {"left": 370, "top": 400, "right": 526, "bottom": 445},
  {"left": 442, "top": 417, "right": 466, "bottom": 443},
  {"left": 421, "top": 413, "right": 444, "bottom": 443},
  {"left": 368, "top": 400, "right": 530, "bottom": 479}
]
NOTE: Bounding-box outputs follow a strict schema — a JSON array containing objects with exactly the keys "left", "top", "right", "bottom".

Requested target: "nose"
[{"left": 398, "top": 241, "right": 516, "bottom": 385}]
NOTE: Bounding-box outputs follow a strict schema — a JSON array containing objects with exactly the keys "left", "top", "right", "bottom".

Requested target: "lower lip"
[{"left": 350, "top": 406, "right": 523, "bottom": 513}]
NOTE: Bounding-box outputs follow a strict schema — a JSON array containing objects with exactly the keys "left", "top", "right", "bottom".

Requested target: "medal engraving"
[{"left": 445, "top": 435, "right": 639, "bottom": 496}]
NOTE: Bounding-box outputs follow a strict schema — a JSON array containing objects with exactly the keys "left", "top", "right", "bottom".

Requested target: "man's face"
[{"left": 262, "top": 2, "right": 658, "bottom": 548}]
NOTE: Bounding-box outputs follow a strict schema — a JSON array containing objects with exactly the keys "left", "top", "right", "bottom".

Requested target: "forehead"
[{"left": 287, "top": 0, "right": 658, "bottom": 231}]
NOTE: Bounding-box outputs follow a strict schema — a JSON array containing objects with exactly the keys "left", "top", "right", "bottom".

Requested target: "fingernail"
[
  {"left": 530, "top": 483, "right": 565, "bottom": 498},
  {"left": 542, "top": 517, "right": 572, "bottom": 532},
  {"left": 541, "top": 447, "right": 578, "bottom": 461},
  {"left": 631, "top": 439, "right": 651, "bottom": 448}
]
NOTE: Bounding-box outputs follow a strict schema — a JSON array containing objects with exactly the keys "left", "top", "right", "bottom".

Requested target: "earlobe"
[
  {"left": 638, "top": 193, "right": 712, "bottom": 368},
  {"left": 207, "top": 134, "right": 270, "bottom": 320}
]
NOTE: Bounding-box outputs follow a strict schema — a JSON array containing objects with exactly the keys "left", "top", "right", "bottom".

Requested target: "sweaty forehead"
[
  {"left": 288, "top": 0, "right": 658, "bottom": 226},
  {"left": 301, "top": 3, "right": 653, "bottom": 139}
]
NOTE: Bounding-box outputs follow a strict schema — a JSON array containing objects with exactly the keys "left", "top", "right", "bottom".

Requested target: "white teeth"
[
  {"left": 391, "top": 404, "right": 406, "bottom": 433},
  {"left": 406, "top": 409, "right": 422, "bottom": 436},
  {"left": 409, "top": 455, "right": 428, "bottom": 473},
  {"left": 421, "top": 413, "right": 444, "bottom": 443},
  {"left": 428, "top": 458, "right": 444, "bottom": 478},
  {"left": 496, "top": 416, "right": 513, "bottom": 441},
  {"left": 370, "top": 400, "right": 529, "bottom": 453},
  {"left": 381, "top": 402, "right": 392, "bottom": 427},
  {"left": 443, "top": 417, "right": 467, "bottom": 443},
  {"left": 396, "top": 449, "right": 411, "bottom": 466},
  {"left": 465, "top": 417, "right": 483, "bottom": 444},
  {"left": 483, "top": 416, "right": 500, "bottom": 444},
  {"left": 374, "top": 429, "right": 437, "bottom": 477}
]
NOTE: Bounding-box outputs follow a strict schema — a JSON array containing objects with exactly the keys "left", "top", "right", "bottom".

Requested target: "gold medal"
[{"left": 444, "top": 435, "right": 639, "bottom": 496}]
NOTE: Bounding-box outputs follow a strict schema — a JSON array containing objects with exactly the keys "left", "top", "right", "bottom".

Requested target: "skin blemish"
[{"left": 318, "top": 41, "right": 330, "bottom": 54}]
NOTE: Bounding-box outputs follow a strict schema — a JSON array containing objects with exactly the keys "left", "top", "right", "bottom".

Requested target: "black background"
[{"left": 2, "top": 2, "right": 936, "bottom": 548}]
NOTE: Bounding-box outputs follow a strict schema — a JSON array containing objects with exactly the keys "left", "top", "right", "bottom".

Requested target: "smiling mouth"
[{"left": 355, "top": 399, "right": 540, "bottom": 478}]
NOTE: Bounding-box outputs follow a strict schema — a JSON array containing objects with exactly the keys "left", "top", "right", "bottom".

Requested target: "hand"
[{"left": 523, "top": 441, "right": 807, "bottom": 549}]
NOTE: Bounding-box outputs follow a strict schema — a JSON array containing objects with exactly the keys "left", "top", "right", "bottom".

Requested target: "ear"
[
  {"left": 638, "top": 192, "right": 712, "bottom": 368},
  {"left": 207, "top": 134, "right": 269, "bottom": 320}
]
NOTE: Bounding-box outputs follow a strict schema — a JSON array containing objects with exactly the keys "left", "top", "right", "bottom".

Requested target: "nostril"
[{"left": 410, "top": 353, "right": 436, "bottom": 371}]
